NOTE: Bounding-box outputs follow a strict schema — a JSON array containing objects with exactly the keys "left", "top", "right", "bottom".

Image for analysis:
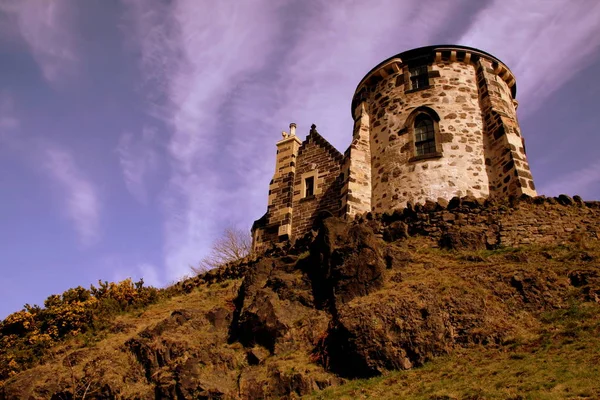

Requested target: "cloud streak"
[
  {"left": 116, "top": 127, "right": 159, "bottom": 205},
  {"left": 537, "top": 160, "right": 600, "bottom": 199},
  {"left": 44, "top": 146, "right": 101, "bottom": 246},
  {"left": 0, "top": 92, "right": 19, "bottom": 133},
  {"left": 0, "top": 0, "right": 78, "bottom": 84},
  {"left": 123, "top": 0, "right": 285, "bottom": 279},
  {"left": 459, "top": 0, "right": 600, "bottom": 115},
  {"left": 224, "top": 0, "right": 469, "bottom": 226}
]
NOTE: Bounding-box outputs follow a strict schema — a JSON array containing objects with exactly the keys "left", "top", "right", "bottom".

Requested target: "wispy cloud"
[
  {"left": 0, "top": 0, "right": 78, "bottom": 84},
  {"left": 251, "top": 0, "right": 461, "bottom": 150},
  {"left": 459, "top": 0, "right": 600, "bottom": 115},
  {"left": 44, "top": 146, "right": 101, "bottom": 246},
  {"left": 0, "top": 92, "right": 19, "bottom": 133},
  {"left": 123, "top": 0, "right": 284, "bottom": 280},
  {"left": 116, "top": 127, "right": 160, "bottom": 205},
  {"left": 538, "top": 160, "right": 600, "bottom": 199}
]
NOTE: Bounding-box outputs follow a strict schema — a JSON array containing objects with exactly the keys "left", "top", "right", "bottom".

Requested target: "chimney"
[{"left": 289, "top": 122, "right": 297, "bottom": 136}]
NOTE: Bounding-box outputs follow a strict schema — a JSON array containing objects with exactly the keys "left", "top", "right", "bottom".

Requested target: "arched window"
[{"left": 414, "top": 114, "right": 436, "bottom": 156}]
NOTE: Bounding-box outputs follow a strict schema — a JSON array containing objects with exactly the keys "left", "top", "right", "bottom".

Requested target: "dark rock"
[
  {"left": 206, "top": 307, "right": 232, "bottom": 330},
  {"left": 230, "top": 257, "right": 328, "bottom": 355},
  {"left": 447, "top": 196, "right": 462, "bottom": 210},
  {"left": 436, "top": 198, "right": 449, "bottom": 209},
  {"left": 423, "top": 200, "right": 438, "bottom": 212},
  {"left": 247, "top": 346, "right": 270, "bottom": 365},
  {"left": 318, "top": 285, "right": 516, "bottom": 378},
  {"left": 384, "top": 246, "right": 413, "bottom": 269},
  {"left": 568, "top": 269, "right": 598, "bottom": 289},
  {"left": 461, "top": 195, "right": 480, "bottom": 209},
  {"left": 439, "top": 227, "right": 487, "bottom": 250},
  {"left": 383, "top": 221, "right": 409, "bottom": 242},
  {"left": 532, "top": 195, "right": 546, "bottom": 205},
  {"left": 312, "top": 218, "right": 386, "bottom": 308},
  {"left": 557, "top": 194, "right": 574, "bottom": 206}
]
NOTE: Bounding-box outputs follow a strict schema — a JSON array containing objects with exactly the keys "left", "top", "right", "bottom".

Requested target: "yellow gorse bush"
[{"left": 0, "top": 278, "right": 160, "bottom": 381}]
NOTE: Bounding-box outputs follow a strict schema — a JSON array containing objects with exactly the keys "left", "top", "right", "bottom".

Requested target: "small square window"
[
  {"left": 409, "top": 65, "right": 429, "bottom": 89},
  {"left": 304, "top": 177, "right": 314, "bottom": 197}
]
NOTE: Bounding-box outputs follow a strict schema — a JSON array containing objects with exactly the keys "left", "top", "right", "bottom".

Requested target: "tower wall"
[
  {"left": 350, "top": 46, "right": 536, "bottom": 213},
  {"left": 341, "top": 102, "right": 373, "bottom": 217},
  {"left": 476, "top": 58, "right": 536, "bottom": 197},
  {"left": 359, "top": 58, "right": 488, "bottom": 212}
]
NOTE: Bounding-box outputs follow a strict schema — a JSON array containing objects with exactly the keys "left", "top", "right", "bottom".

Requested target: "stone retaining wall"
[{"left": 362, "top": 195, "right": 600, "bottom": 249}]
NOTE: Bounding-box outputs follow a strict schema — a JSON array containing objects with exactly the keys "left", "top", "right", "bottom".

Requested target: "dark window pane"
[
  {"left": 305, "top": 177, "right": 314, "bottom": 197},
  {"left": 410, "top": 65, "right": 429, "bottom": 89},
  {"left": 414, "top": 114, "right": 436, "bottom": 156}
]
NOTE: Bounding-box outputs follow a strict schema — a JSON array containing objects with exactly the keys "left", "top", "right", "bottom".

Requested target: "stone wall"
[
  {"left": 252, "top": 131, "right": 302, "bottom": 252},
  {"left": 365, "top": 195, "right": 600, "bottom": 249},
  {"left": 362, "top": 59, "right": 490, "bottom": 211},
  {"left": 341, "top": 102, "right": 372, "bottom": 217},
  {"left": 476, "top": 58, "right": 536, "bottom": 197},
  {"left": 291, "top": 126, "right": 344, "bottom": 238}
]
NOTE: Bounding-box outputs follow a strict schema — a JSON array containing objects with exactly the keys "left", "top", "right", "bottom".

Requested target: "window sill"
[
  {"left": 299, "top": 195, "right": 316, "bottom": 203},
  {"left": 408, "top": 152, "right": 442, "bottom": 162},
  {"left": 405, "top": 85, "right": 431, "bottom": 94}
]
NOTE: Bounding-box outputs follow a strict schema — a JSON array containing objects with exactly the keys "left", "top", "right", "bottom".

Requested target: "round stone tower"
[{"left": 347, "top": 45, "right": 536, "bottom": 213}]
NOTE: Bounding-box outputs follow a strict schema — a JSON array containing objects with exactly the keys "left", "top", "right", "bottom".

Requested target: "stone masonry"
[{"left": 252, "top": 45, "right": 538, "bottom": 252}]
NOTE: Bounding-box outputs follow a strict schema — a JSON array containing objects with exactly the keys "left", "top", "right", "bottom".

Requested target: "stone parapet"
[{"left": 356, "top": 195, "right": 599, "bottom": 249}]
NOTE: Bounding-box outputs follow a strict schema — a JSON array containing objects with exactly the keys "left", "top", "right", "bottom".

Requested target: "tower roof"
[{"left": 351, "top": 45, "right": 517, "bottom": 115}]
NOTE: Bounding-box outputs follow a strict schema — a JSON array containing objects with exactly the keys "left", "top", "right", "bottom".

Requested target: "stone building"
[{"left": 252, "top": 45, "right": 537, "bottom": 251}]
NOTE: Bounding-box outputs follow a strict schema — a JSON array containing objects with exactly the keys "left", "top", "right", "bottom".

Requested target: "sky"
[{"left": 1, "top": 0, "right": 599, "bottom": 319}]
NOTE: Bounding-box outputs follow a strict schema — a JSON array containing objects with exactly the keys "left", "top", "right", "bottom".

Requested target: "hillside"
[{"left": 1, "top": 195, "right": 599, "bottom": 399}]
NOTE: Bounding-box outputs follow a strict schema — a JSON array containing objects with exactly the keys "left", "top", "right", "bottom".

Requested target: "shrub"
[{"left": 0, "top": 278, "right": 161, "bottom": 381}]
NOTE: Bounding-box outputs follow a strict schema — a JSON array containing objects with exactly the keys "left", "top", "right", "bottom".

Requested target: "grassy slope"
[
  {"left": 2, "top": 280, "right": 243, "bottom": 398},
  {"left": 307, "top": 243, "right": 600, "bottom": 400},
  {"left": 3, "top": 238, "right": 600, "bottom": 399}
]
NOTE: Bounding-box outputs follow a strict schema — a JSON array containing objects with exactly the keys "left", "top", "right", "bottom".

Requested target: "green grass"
[{"left": 306, "top": 302, "right": 600, "bottom": 400}]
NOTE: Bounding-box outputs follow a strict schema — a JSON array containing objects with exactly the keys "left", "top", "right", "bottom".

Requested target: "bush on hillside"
[{"left": 0, "top": 278, "right": 160, "bottom": 381}]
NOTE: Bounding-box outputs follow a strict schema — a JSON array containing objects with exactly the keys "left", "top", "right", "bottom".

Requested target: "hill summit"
[{"left": 1, "top": 195, "right": 600, "bottom": 399}]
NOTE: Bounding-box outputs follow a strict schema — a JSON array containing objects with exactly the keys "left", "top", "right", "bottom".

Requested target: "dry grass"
[
  {"left": 4, "top": 237, "right": 600, "bottom": 399},
  {"left": 307, "top": 304, "right": 600, "bottom": 399},
  {"left": 3, "top": 280, "right": 243, "bottom": 398},
  {"left": 307, "top": 242, "right": 600, "bottom": 400}
]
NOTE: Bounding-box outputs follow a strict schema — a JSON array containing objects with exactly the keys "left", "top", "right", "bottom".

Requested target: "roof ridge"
[{"left": 298, "top": 124, "right": 344, "bottom": 162}]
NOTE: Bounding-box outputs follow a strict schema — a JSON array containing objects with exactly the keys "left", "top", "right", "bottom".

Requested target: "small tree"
[{"left": 192, "top": 226, "right": 252, "bottom": 274}]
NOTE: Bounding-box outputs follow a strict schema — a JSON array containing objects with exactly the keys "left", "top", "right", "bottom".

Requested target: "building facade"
[{"left": 252, "top": 45, "right": 537, "bottom": 251}]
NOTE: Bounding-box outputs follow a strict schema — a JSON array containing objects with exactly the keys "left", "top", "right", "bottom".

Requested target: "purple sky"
[{"left": 1, "top": 0, "right": 599, "bottom": 319}]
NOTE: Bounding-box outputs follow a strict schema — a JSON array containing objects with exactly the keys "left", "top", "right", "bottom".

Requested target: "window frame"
[
  {"left": 304, "top": 176, "right": 315, "bottom": 198},
  {"left": 409, "top": 65, "right": 429, "bottom": 90},
  {"left": 414, "top": 115, "right": 437, "bottom": 157},
  {"left": 404, "top": 107, "right": 443, "bottom": 162}
]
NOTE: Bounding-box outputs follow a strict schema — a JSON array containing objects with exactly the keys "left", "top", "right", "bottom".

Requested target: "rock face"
[
  {"left": 2, "top": 206, "right": 600, "bottom": 399},
  {"left": 309, "top": 218, "right": 386, "bottom": 309}
]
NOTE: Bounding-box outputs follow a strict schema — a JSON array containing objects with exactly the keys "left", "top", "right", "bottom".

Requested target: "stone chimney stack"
[{"left": 263, "top": 124, "right": 302, "bottom": 241}]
